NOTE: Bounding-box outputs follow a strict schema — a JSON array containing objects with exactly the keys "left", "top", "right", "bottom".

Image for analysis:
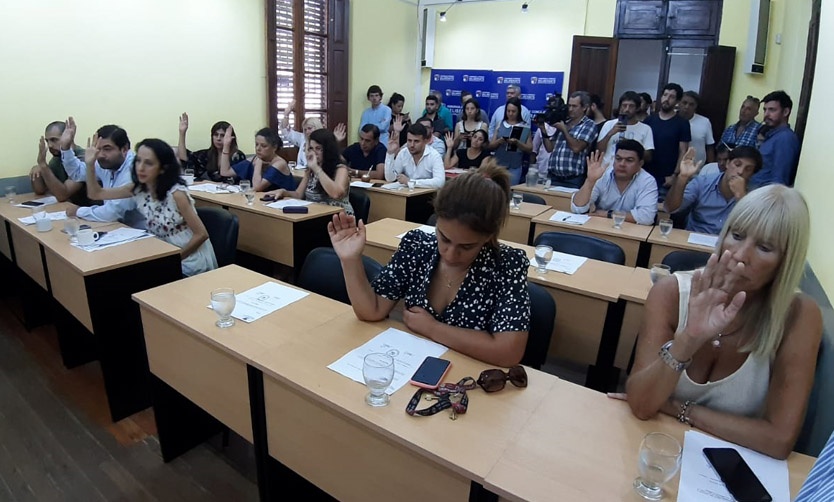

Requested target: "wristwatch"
[
  {"left": 607, "top": 209, "right": 613, "bottom": 219},
  {"left": 659, "top": 340, "right": 692, "bottom": 372}
]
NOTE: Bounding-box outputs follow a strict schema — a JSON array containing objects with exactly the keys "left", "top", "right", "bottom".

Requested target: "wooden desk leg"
[
  {"left": 88, "top": 254, "right": 182, "bottom": 422},
  {"left": 53, "top": 303, "right": 97, "bottom": 368},
  {"left": 585, "top": 300, "right": 627, "bottom": 392}
]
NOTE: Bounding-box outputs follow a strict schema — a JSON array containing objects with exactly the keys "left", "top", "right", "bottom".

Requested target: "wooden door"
[
  {"left": 699, "top": 45, "right": 736, "bottom": 143},
  {"left": 616, "top": 1, "right": 666, "bottom": 38},
  {"left": 568, "top": 36, "right": 620, "bottom": 119},
  {"left": 666, "top": 0, "right": 721, "bottom": 37}
]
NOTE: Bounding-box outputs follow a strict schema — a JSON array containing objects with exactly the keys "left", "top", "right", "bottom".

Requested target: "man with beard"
[
  {"left": 749, "top": 90, "right": 800, "bottom": 188},
  {"left": 30, "top": 120, "right": 94, "bottom": 206},
  {"left": 644, "top": 83, "right": 691, "bottom": 196},
  {"left": 53, "top": 117, "right": 145, "bottom": 228},
  {"left": 384, "top": 120, "right": 445, "bottom": 188},
  {"left": 597, "top": 91, "right": 655, "bottom": 168}
]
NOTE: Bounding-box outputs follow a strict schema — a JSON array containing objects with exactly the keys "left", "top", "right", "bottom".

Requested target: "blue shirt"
[
  {"left": 749, "top": 124, "right": 799, "bottom": 188},
  {"left": 671, "top": 172, "right": 734, "bottom": 235},
  {"left": 231, "top": 159, "right": 297, "bottom": 192},
  {"left": 342, "top": 142, "right": 386, "bottom": 172},
  {"left": 359, "top": 104, "right": 392, "bottom": 146},
  {"left": 61, "top": 149, "right": 146, "bottom": 229},
  {"left": 796, "top": 430, "right": 834, "bottom": 501},
  {"left": 720, "top": 120, "right": 761, "bottom": 148},
  {"left": 571, "top": 167, "right": 658, "bottom": 225}
]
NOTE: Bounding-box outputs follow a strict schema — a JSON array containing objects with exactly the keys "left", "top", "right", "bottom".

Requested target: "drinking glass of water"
[
  {"left": 659, "top": 219, "right": 673, "bottom": 238},
  {"left": 363, "top": 353, "right": 395, "bottom": 407},
  {"left": 5, "top": 186, "right": 16, "bottom": 204},
  {"left": 210, "top": 288, "right": 236, "bottom": 328},
  {"left": 612, "top": 210, "right": 627, "bottom": 229},
  {"left": 511, "top": 192, "right": 522, "bottom": 210},
  {"left": 650, "top": 264, "right": 671, "bottom": 284},
  {"left": 64, "top": 217, "right": 80, "bottom": 243},
  {"left": 534, "top": 245, "right": 553, "bottom": 274},
  {"left": 633, "top": 432, "right": 682, "bottom": 500},
  {"left": 239, "top": 179, "right": 251, "bottom": 196},
  {"left": 407, "top": 179, "right": 416, "bottom": 192}
]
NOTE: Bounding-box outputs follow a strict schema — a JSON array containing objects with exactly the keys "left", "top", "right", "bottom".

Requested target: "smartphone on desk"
[
  {"left": 409, "top": 356, "right": 451, "bottom": 389},
  {"left": 19, "top": 200, "right": 44, "bottom": 207},
  {"left": 703, "top": 447, "right": 772, "bottom": 502}
]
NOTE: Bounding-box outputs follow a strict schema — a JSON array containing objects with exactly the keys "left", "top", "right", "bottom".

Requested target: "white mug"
[
  {"left": 76, "top": 228, "right": 100, "bottom": 245},
  {"left": 182, "top": 174, "right": 195, "bottom": 185}
]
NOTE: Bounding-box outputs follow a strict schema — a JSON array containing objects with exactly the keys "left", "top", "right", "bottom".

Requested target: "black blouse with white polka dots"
[{"left": 371, "top": 230, "right": 531, "bottom": 334}]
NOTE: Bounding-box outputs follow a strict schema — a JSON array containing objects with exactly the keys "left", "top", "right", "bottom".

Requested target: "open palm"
[{"left": 328, "top": 212, "right": 366, "bottom": 259}]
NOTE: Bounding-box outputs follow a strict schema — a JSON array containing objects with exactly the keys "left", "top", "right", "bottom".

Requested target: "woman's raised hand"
[
  {"left": 682, "top": 251, "right": 747, "bottom": 347},
  {"left": 222, "top": 125, "right": 235, "bottom": 151},
  {"left": 328, "top": 211, "right": 366, "bottom": 260},
  {"left": 179, "top": 112, "right": 189, "bottom": 135}
]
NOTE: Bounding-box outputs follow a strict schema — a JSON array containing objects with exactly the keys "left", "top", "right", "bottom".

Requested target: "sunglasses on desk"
[{"left": 476, "top": 365, "right": 528, "bottom": 393}]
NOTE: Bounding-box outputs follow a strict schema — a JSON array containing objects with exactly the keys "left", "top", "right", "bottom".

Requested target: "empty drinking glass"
[
  {"left": 612, "top": 210, "right": 627, "bottom": 229},
  {"left": 5, "top": 186, "right": 15, "bottom": 204},
  {"left": 633, "top": 432, "right": 682, "bottom": 500},
  {"left": 659, "top": 219, "right": 673, "bottom": 238},
  {"left": 407, "top": 179, "right": 416, "bottom": 192},
  {"left": 511, "top": 192, "right": 522, "bottom": 210},
  {"left": 650, "top": 264, "right": 671, "bottom": 284},
  {"left": 64, "top": 217, "right": 80, "bottom": 242},
  {"left": 534, "top": 245, "right": 553, "bottom": 274},
  {"left": 210, "top": 288, "right": 236, "bottom": 328},
  {"left": 363, "top": 353, "right": 395, "bottom": 407}
]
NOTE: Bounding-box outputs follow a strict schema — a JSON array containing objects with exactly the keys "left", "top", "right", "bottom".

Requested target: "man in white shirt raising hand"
[{"left": 384, "top": 117, "right": 445, "bottom": 189}]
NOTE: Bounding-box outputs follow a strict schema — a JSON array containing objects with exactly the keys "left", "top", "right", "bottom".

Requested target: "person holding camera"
[{"left": 539, "top": 91, "right": 598, "bottom": 189}]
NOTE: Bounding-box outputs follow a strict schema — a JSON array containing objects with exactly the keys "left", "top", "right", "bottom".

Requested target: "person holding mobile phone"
[
  {"left": 596, "top": 91, "right": 655, "bottom": 169},
  {"left": 626, "top": 185, "right": 822, "bottom": 460},
  {"left": 327, "top": 159, "right": 530, "bottom": 368}
]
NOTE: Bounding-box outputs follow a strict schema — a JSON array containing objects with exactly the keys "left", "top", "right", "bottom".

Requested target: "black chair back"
[
  {"left": 349, "top": 190, "right": 371, "bottom": 224},
  {"left": 426, "top": 213, "right": 438, "bottom": 226},
  {"left": 196, "top": 207, "right": 239, "bottom": 267},
  {"left": 661, "top": 250, "right": 711, "bottom": 273},
  {"left": 297, "top": 247, "right": 383, "bottom": 305},
  {"left": 521, "top": 193, "right": 546, "bottom": 205},
  {"left": 533, "top": 231, "right": 626, "bottom": 265},
  {"left": 522, "top": 282, "right": 556, "bottom": 370}
]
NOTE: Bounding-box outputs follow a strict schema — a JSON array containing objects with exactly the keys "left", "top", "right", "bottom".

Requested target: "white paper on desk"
[
  {"left": 188, "top": 183, "right": 240, "bottom": 194},
  {"left": 380, "top": 182, "right": 405, "bottom": 190},
  {"left": 212, "top": 281, "right": 309, "bottom": 323},
  {"left": 529, "top": 251, "right": 587, "bottom": 275},
  {"left": 265, "top": 199, "right": 313, "bottom": 209},
  {"left": 687, "top": 233, "right": 719, "bottom": 248},
  {"left": 71, "top": 228, "right": 153, "bottom": 252},
  {"left": 547, "top": 186, "right": 579, "bottom": 193},
  {"left": 18, "top": 210, "right": 67, "bottom": 225},
  {"left": 549, "top": 210, "right": 590, "bottom": 225},
  {"left": 327, "top": 328, "right": 448, "bottom": 394},
  {"left": 396, "top": 225, "right": 436, "bottom": 238},
  {"left": 445, "top": 168, "right": 466, "bottom": 174},
  {"left": 350, "top": 181, "right": 375, "bottom": 188},
  {"left": 14, "top": 196, "right": 58, "bottom": 208},
  {"left": 677, "top": 430, "right": 789, "bottom": 502}
]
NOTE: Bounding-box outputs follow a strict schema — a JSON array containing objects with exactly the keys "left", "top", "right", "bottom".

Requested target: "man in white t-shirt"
[
  {"left": 596, "top": 91, "right": 654, "bottom": 167},
  {"left": 678, "top": 91, "right": 715, "bottom": 166}
]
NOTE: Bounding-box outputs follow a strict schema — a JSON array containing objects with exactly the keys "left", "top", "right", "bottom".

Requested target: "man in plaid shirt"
[
  {"left": 541, "top": 91, "right": 597, "bottom": 189},
  {"left": 720, "top": 96, "right": 761, "bottom": 148}
]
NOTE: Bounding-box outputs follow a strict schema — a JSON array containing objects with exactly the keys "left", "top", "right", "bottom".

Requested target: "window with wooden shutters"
[{"left": 267, "top": 0, "right": 348, "bottom": 134}]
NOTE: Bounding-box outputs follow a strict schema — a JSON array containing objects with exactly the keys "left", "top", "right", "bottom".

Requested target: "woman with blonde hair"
[
  {"left": 280, "top": 100, "right": 345, "bottom": 168},
  {"left": 626, "top": 185, "right": 821, "bottom": 459},
  {"left": 327, "top": 158, "right": 531, "bottom": 367}
]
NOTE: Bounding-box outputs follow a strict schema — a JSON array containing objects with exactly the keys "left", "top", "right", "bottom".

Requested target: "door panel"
[{"left": 569, "top": 36, "right": 619, "bottom": 119}]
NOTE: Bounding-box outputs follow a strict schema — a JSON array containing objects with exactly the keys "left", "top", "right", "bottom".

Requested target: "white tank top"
[{"left": 672, "top": 273, "right": 771, "bottom": 418}]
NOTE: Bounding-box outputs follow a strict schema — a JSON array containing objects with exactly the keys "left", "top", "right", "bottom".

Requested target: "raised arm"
[
  {"left": 84, "top": 136, "right": 135, "bottom": 200},
  {"left": 665, "top": 147, "right": 700, "bottom": 213},
  {"left": 177, "top": 112, "right": 189, "bottom": 163},
  {"left": 443, "top": 132, "right": 457, "bottom": 169},
  {"left": 571, "top": 151, "right": 605, "bottom": 212},
  {"left": 218, "top": 126, "right": 236, "bottom": 178}
]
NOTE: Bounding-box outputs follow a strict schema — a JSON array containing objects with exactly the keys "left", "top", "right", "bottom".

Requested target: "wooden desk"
[
  {"left": 0, "top": 196, "right": 181, "bottom": 421},
  {"left": 615, "top": 267, "right": 652, "bottom": 371},
  {"left": 501, "top": 202, "right": 551, "bottom": 245},
  {"left": 354, "top": 185, "right": 436, "bottom": 224},
  {"left": 511, "top": 183, "right": 574, "bottom": 211},
  {"left": 189, "top": 186, "right": 341, "bottom": 269},
  {"left": 132, "top": 265, "right": 352, "bottom": 462},
  {"left": 532, "top": 209, "right": 653, "bottom": 267},
  {"left": 484, "top": 380, "right": 815, "bottom": 501},
  {"left": 253, "top": 312, "right": 556, "bottom": 501},
  {"left": 647, "top": 226, "right": 716, "bottom": 265}
]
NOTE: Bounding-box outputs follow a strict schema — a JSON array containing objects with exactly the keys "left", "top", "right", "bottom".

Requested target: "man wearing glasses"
[{"left": 720, "top": 96, "right": 761, "bottom": 148}]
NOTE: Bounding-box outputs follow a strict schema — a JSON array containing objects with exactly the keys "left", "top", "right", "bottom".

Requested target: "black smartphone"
[
  {"left": 703, "top": 448, "right": 772, "bottom": 502},
  {"left": 260, "top": 195, "right": 276, "bottom": 202},
  {"left": 409, "top": 356, "right": 452, "bottom": 389},
  {"left": 618, "top": 114, "right": 628, "bottom": 126},
  {"left": 20, "top": 200, "right": 44, "bottom": 207},
  {"left": 282, "top": 206, "right": 308, "bottom": 214}
]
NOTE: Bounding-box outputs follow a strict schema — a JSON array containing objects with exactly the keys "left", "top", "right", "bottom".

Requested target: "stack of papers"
[
  {"left": 396, "top": 225, "right": 436, "bottom": 238},
  {"left": 327, "top": 328, "right": 448, "bottom": 394},
  {"left": 445, "top": 168, "right": 467, "bottom": 174},
  {"left": 687, "top": 233, "right": 719, "bottom": 248},
  {"left": 529, "top": 251, "right": 587, "bottom": 275},
  {"left": 18, "top": 211, "right": 67, "bottom": 225},
  {"left": 71, "top": 227, "right": 153, "bottom": 252},
  {"left": 380, "top": 182, "right": 405, "bottom": 190},
  {"left": 678, "top": 430, "right": 789, "bottom": 502},
  {"left": 549, "top": 211, "right": 590, "bottom": 225},
  {"left": 15, "top": 196, "right": 58, "bottom": 208},
  {"left": 349, "top": 181, "right": 375, "bottom": 188},
  {"left": 208, "top": 281, "right": 309, "bottom": 323},
  {"left": 266, "top": 199, "right": 313, "bottom": 209},
  {"left": 547, "top": 186, "right": 579, "bottom": 193},
  {"left": 188, "top": 183, "right": 241, "bottom": 194}
]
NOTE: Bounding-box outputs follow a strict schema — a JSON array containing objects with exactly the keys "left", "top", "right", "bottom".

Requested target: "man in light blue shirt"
[
  {"left": 359, "top": 85, "right": 392, "bottom": 147},
  {"left": 489, "top": 85, "right": 532, "bottom": 138},
  {"left": 571, "top": 139, "right": 657, "bottom": 225},
  {"left": 796, "top": 430, "right": 834, "bottom": 501},
  {"left": 58, "top": 118, "right": 145, "bottom": 228},
  {"left": 665, "top": 146, "right": 762, "bottom": 235},
  {"left": 749, "top": 90, "right": 800, "bottom": 188}
]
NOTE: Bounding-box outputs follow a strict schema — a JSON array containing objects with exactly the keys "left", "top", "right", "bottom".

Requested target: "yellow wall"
[
  {"left": 718, "top": 0, "right": 812, "bottom": 127},
  {"left": 795, "top": 3, "right": 832, "bottom": 296},
  {"left": 0, "top": 0, "right": 266, "bottom": 177}
]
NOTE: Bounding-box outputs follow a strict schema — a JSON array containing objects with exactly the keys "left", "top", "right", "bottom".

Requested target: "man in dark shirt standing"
[
  {"left": 342, "top": 124, "right": 387, "bottom": 180},
  {"left": 644, "top": 83, "right": 691, "bottom": 198}
]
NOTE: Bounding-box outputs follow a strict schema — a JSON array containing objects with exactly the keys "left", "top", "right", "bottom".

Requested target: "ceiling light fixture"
[
  {"left": 439, "top": 10, "right": 447, "bottom": 21},
  {"left": 521, "top": 2, "right": 529, "bottom": 13}
]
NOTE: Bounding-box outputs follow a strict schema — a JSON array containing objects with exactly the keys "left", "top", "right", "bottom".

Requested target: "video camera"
[{"left": 535, "top": 93, "right": 569, "bottom": 126}]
